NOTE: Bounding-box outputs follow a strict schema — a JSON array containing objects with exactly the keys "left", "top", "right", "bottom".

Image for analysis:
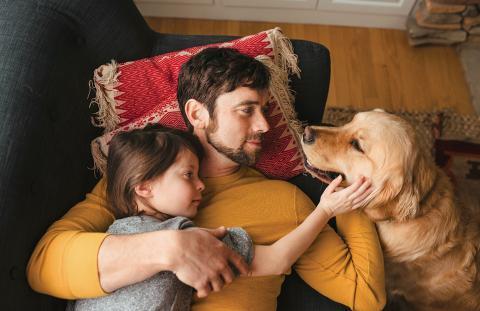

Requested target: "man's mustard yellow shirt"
[{"left": 27, "top": 166, "right": 386, "bottom": 310}]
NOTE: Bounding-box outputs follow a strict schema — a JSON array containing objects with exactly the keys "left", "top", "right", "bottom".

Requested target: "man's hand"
[
  {"left": 98, "top": 226, "right": 248, "bottom": 298},
  {"left": 168, "top": 227, "right": 249, "bottom": 298}
]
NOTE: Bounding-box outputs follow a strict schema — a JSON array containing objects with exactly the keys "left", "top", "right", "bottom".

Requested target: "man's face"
[{"left": 206, "top": 86, "right": 270, "bottom": 166}]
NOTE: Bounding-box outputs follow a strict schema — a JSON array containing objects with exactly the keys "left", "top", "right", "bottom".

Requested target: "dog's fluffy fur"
[{"left": 301, "top": 110, "right": 480, "bottom": 311}]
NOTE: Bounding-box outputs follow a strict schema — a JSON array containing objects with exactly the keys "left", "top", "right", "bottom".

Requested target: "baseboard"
[{"left": 134, "top": 1, "right": 411, "bottom": 30}]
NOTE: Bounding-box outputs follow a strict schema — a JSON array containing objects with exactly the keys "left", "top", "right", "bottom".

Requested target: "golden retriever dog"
[{"left": 301, "top": 109, "right": 480, "bottom": 311}]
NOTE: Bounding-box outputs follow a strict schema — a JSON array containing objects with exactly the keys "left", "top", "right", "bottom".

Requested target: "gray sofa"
[{"left": 0, "top": 0, "right": 346, "bottom": 309}]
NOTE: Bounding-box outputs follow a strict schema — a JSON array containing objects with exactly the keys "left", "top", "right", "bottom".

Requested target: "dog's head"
[{"left": 301, "top": 109, "right": 436, "bottom": 222}]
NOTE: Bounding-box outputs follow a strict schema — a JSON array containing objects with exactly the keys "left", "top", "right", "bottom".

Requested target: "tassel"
[
  {"left": 90, "top": 60, "right": 121, "bottom": 132},
  {"left": 266, "top": 27, "right": 301, "bottom": 78},
  {"left": 91, "top": 139, "right": 108, "bottom": 176}
]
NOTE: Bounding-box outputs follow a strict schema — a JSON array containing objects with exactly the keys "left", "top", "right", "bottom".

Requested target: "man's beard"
[{"left": 206, "top": 127, "right": 263, "bottom": 166}]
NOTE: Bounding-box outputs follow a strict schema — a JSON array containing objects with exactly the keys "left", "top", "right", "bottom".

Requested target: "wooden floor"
[{"left": 145, "top": 17, "right": 475, "bottom": 115}]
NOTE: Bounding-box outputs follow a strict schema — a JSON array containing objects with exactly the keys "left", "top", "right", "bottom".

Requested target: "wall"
[{"left": 135, "top": 0, "right": 416, "bottom": 29}]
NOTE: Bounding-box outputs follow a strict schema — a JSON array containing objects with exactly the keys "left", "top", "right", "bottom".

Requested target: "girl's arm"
[{"left": 249, "top": 175, "right": 373, "bottom": 276}]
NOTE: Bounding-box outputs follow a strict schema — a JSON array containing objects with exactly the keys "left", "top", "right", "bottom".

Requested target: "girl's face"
[{"left": 138, "top": 149, "right": 205, "bottom": 219}]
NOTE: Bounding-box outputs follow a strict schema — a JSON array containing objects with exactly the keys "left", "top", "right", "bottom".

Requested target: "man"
[{"left": 28, "top": 48, "right": 386, "bottom": 310}]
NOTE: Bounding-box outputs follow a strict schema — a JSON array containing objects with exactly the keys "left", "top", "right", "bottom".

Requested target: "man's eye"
[
  {"left": 241, "top": 107, "right": 253, "bottom": 114},
  {"left": 350, "top": 139, "right": 364, "bottom": 153},
  {"left": 261, "top": 105, "right": 270, "bottom": 114}
]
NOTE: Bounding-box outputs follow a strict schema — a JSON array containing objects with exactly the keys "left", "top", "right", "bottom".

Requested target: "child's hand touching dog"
[{"left": 317, "top": 175, "right": 373, "bottom": 218}]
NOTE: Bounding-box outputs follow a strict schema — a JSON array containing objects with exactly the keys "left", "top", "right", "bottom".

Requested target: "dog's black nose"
[{"left": 303, "top": 126, "right": 316, "bottom": 144}]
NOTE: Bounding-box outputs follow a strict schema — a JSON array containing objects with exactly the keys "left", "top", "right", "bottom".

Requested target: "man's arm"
[
  {"left": 27, "top": 178, "right": 248, "bottom": 299},
  {"left": 27, "top": 179, "right": 113, "bottom": 298},
  {"left": 293, "top": 187, "right": 386, "bottom": 311},
  {"left": 99, "top": 226, "right": 248, "bottom": 298}
]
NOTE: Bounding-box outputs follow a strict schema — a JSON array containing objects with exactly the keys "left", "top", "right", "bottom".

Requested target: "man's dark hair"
[
  {"left": 106, "top": 124, "right": 204, "bottom": 219},
  {"left": 177, "top": 47, "right": 271, "bottom": 132}
]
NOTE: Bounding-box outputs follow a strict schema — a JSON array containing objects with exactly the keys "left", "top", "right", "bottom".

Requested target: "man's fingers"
[
  {"left": 204, "top": 226, "right": 228, "bottom": 239},
  {"left": 227, "top": 250, "right": 249, "bottom": 276},
  {"left": 221, "top": 266, "right": 234, "bottom": 285},
  {"left": 195, "top": 284, "right": 212, "bottom": 298},
  {"left": 210, "top": 276, "right": 224, "bottom": 292},
  {"left": 196, "top": 291, "right": 206, "bottom": 299}
]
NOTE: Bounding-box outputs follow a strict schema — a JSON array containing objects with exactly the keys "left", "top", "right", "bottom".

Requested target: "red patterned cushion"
[{"left": 91, "top": 28, "right": 305, "bottom": 180}]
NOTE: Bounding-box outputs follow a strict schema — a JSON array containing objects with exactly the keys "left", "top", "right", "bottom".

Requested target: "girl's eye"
[
  {"left": 350, "top": 139, "right": 363, "bottom": 153},
  {"left": 184, "top": 172, "right": 193, "bottom": 178}
]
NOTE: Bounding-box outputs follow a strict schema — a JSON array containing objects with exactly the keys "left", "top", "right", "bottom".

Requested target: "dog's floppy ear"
[
  {"left": 369, "top": 145, "right": 434, "bottom": 221},
  {"left": 395, "top": 179, "right": 420, "bottom": 221},
  {"left": 394, "top": 148, "right": 436, "bottom": 221},
  {"left": 362, "top": 166, "right": 404, "bottom": 222},
  {"left": 372, "top": 171, "right": 404, "bottom": 209},
  {"left": 369, "top": 165, "right": 420, "bottom": 221}
]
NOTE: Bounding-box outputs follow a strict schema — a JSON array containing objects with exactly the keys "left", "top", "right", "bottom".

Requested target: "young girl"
[{"left": 73, "top": 125, "right": 372, "bottom": 311}]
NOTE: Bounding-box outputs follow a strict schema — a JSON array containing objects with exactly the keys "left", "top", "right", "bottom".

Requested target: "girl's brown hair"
[{"left": 106, "top": 125, "right": 204, "bottom": 219}]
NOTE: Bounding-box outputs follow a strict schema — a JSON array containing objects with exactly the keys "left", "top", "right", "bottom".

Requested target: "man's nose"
[
  {"left": 303, "top": 126, "right": 316, "bottom": 144},
  {"left": 254, "top": 111, "right": 270, "bottom": 133},
  {"left": 197, "top": 179, "right": 205, "bottom": 192}
]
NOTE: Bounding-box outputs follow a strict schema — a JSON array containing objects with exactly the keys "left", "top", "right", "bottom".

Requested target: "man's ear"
[
  {"left": 134, "top": 182, "right": 153, "bottom": 198},
  {"left": 185, "top": 99, "right": 209, "bottom": 129}
]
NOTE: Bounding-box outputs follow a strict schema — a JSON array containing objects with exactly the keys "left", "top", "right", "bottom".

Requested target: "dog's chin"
[
  {"left": 363, "top": 205, "right": 394, "bottom": 222},
  {"left": 304, "top": 159, "right": 345, "bottom": 184}
]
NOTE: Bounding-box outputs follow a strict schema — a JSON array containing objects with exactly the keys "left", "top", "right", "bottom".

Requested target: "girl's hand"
[{"left": 317, "top": 175, "right": 373, "bottom": 218}]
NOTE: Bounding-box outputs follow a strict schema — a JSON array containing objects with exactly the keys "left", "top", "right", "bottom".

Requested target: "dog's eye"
[{"left": 350, "top": 139, "right": 364, "bottom": 153}]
